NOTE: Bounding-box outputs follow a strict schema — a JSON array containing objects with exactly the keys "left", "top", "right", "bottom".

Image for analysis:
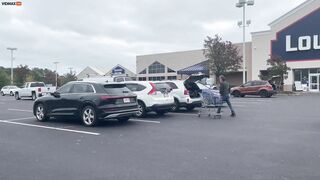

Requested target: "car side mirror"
[{"left": 51, "top": 91, "right": 60, "bottom": 98}]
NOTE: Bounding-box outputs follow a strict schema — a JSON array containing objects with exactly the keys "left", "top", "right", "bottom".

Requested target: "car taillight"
[
  {"left": 148, "top": 82, "right": 157, "bottom": 95},
  {"left": 100, "top": 96, "right": 112, "bottom": 101},
  {"left": 184, "top": 89, "right": 189, "bottom": 95},
  {"left": 38, "top": 88, "right": 41, "bottom": 92}
]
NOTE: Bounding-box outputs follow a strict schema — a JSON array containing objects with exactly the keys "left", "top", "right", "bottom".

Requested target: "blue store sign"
[
  {"left": 271, "top": 8, "right": 320, "bottom": 61},
  {"left": 112, "top": 66, "right": 125, "bottom": 74}
]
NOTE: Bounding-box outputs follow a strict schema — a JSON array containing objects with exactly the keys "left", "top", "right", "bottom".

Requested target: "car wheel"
[
  {"left": 136, "top": 101, "right": 146, "bottom": 118},
  {"left": 186, "top": 105, "right": 195, "bottom": 111},
  {"left": 15, "top": 92, "right": 20, "bottom": 100},
  {"left": 35, "top": 103, "right": 49, "bottom": 122},
  {"left": 171, "top": 99, "right": 180, "bottom": 112},
  {"left": 32, "top": 92, "right": 37, "bottom": 100},
  {"left": 10, "top": 91, "right": 14, "bottom": 96},
  {"left": 0, "top": 91, "right": 4, "bottom": 96},
  {"left": 118, "top": 117, "right": 130, "bottom": 123},
  {"left": 233, "top": 90, "right": 241, "bottom": 97},
  {"left": 240, "top": 94, "right": 245, "bottom": 97},
  {"left": 259, "top": 90, "right": 268, "bottom": 98},
  {"left": 81, "top": 106, "right": 98, "bottom": 127},
  {"left": 156, "top": 110, "right": 167, "bottom": 116}
]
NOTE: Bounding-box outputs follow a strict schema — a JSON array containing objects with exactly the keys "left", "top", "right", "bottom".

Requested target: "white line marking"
[
  {"left": 130, "top": 119, "right": 161, "bottom": 124},
  {"left": 171, "top": 112, "right": 198, "bottom": 116},
  {"left": 8, "top": 109, "right": 33, "bottom": 113},
  {"left": 0, "top": 120, "right": 100, "bottom": 136},
  {"left": 0, "top": 117, "right": 35, "bottom": 122}
]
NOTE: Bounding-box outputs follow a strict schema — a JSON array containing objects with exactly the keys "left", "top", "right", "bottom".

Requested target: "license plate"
[{"left": 123, "top": 98, "right": 130, "bottom": 103}]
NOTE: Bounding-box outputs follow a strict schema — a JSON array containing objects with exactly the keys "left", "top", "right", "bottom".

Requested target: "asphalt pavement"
[{"left": 0, "top": 94, "right": 319, "bottom": 180}]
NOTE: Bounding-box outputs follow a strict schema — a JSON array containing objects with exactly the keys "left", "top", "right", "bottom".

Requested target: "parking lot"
[{"left": 0, "top": 94, "right": 320, "bottom": 180}]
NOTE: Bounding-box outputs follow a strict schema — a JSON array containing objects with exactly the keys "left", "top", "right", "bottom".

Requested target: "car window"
[
  {"left": 166, "top": 82, "right": 178, "bottom": 89},
  {"left": 104, "top": 84, "right": 130, "bottom": 95},
  {"left": 30, "top": 83, "right": 45, "bottom": 87},
  {"left": 154, "top": 82, "right": 171, "bottom": 91},
  {"left": 243, "top": 81, "right": 252, "bottom": 87},
  {"left": 57, "top": 84, "right": 73, "bottom": 94},
  {"left": 126, "top": 83, "right": 146, "bottom": 92},
  {"left": 71, "top": 84, "right": 94, "bottom": 93}
]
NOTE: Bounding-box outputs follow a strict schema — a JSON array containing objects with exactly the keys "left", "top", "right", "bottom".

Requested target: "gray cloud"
[{"left": 0, "top": 0, "right": 306, "bottom": 74}]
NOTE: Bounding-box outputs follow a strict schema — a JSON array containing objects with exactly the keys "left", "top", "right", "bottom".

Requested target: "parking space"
[{"left": 0, "top": 94, "right": 320, "bottom": 180}]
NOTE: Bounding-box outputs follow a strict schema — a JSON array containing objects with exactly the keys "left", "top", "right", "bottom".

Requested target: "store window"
[
  {"left": 167, "top": 67, "right": 175, "bottom": 73},
  {"left": 148, "top": 76, "right": 165, "bottom": 81},
  {"left": 139, "top": 69, "right": 147, "bottom": 74},
  {"left": 167, "top": 76, "right": 177, "bottom": 80},
  {"left": 138, "top": 77, "right": 147, "bottom": 81},
  {"left": 294, "top": 69, "right": 302, "bottom": 82},
  {"left": 148, "top": 61, "right": 165, "bottom": 74}
]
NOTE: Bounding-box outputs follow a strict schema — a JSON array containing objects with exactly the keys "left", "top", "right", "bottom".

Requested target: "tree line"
[{"left": 0, "top": 65, "right": 77, "bottom": 88}]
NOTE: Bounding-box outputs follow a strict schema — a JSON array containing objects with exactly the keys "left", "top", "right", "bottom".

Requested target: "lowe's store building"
[
  {"left": 252, "top": 0, "right": 320, "bottom": 92},
  {"left": 136, "top": 0, "right": 320, "bottom": 92}
]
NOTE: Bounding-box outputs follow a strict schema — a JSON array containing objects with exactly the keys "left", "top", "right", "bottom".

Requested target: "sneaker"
[{"left": 231, "top": 113, "right": 236, "bottom": 117}]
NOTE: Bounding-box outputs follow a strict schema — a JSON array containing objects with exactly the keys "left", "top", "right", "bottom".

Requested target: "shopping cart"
[{"left": 198, "top": 89, "right": 223, "bottom": 119}]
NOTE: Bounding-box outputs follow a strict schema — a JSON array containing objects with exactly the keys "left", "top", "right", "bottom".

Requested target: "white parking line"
[
  {"left": 130, "top": 119, "right": 161, "bottom": 124},
  {"left": 0, "top": 120, "right": 100, "bottom": 136},
  {"left": 0, "top": 117, "right": 35, "bottom": 122},
  {"left": 8, "top": 109, "right": 33, "bottom": 113}
]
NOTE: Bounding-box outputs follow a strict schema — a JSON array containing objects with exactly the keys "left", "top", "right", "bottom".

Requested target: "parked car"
[
  {"left": 230, "top": 80, "right": 275, "bottom": 98},
  {"left": 33, "top": 81, "right": 138, "bottom": 126},
  {"left": 79, "top": 76, "right": 134, "bottom": 83},
  {"left": 0, "top": 85, "right": 20, "bottom": 96},
  {"left": 15, "top": 82, "right": 57, "bottom": 100},
  {"left": 163, "top": 74, "right": 204, "bottom": 111},
  {"left": 123, "top": 81, "right": 174, "bottom": 117}
]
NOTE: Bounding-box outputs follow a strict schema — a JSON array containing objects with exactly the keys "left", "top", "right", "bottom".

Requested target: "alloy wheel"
[
  {"left": 36, "top": 105, "right": 44, "bottom": 121},
  {"left": 82, "top": 107, "right": 95, "bottom": 126}
]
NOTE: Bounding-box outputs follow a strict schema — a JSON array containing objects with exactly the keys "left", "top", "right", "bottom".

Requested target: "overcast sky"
[{"left": 0, "top": 0, "right": 306, "bottom": 74}]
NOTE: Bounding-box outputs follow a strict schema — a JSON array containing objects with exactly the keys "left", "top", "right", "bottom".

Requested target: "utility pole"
[
  {"left": 236, "top": 0, "right": 254, "bottom": 84},
  {"left": 53, "top": 61, "right": 59, "bottom": 87},
  {"left": 7, "top": 47, "right": 17, "bottom": 85}
]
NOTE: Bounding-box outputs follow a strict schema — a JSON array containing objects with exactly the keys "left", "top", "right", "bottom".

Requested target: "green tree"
[
  {"left": 262, "top": 56, "right": 291, "bottom": 91},
  {"left": 14, "top": 65, "right": 30, "bottom": 87},
  {"left": 60, "top": 72, "right": 77, "bottom": 86},
  {"left": 203, "top": 35, "right": 242, "bottom": 81},
  {"left": 0, "top": 69, "right": 10, "bottom": 88}
]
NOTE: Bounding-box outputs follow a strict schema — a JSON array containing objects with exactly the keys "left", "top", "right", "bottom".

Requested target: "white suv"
[
  {"left": 163, "top": 75, "right": 204, "bottom": 111},
  {"left": 1, "top": 85, "right": 20, "bottom": 96},
  {"left": 123, "top": 81, "right": 174, "bottom": 117}
]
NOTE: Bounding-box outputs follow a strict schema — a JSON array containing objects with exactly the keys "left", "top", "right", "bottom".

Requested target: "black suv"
[{"left": 33, "top": 81, "right": 138, "bottom": 126}]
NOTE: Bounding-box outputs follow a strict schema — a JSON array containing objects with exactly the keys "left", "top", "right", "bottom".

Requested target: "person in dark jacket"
[{"left": 217, "top": 75, "right": 236, "bottom": 117}]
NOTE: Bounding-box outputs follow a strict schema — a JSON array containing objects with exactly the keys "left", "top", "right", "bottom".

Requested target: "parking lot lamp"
[
  {"left": 6, "top": 47, "right": 17, "bottom": 85},
  {"left": 236, "top": 0, "right": 254, "bottom": 84},
  {"left": 53, "top": 61, "right": 59, "bottom": 87}
]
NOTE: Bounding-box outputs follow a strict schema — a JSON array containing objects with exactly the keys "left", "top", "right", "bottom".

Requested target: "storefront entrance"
[{"left": 309, "top": 74, "right": 320, "bottom": 92}]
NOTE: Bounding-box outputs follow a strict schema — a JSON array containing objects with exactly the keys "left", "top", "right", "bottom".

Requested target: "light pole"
[
  {"left": 7, "top": 47, "right": 17, "bottom": 85},
  {"left": 53, "top": 61, "right": 59, "bottom": 87},
  {"left": 236, "top": 0, "right": 254, "bottom": 84}
]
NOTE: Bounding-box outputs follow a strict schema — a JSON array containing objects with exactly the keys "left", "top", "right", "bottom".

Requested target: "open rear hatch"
[{"left": 184, "top": 74, "right": 206, "bottom": 98}]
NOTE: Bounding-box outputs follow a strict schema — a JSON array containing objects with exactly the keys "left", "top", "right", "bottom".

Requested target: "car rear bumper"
[
  {"left": 180, "top": 101, "right": 202, "bottom": 107},
  {"left": 99, "top": 106, "right": 139, "bottom": 119},
  {"left": 146, "top": 103, "right": 175, "bottom": 112}
]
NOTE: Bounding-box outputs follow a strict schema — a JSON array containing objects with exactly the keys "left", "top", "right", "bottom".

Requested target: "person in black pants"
[{"left": 217, "top": 75, "right": 236, "bottom": 117}]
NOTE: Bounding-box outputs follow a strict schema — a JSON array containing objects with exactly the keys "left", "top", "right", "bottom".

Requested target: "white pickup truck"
[{"left": 15, "top": 82, "right": 57, "bottom": 100}]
